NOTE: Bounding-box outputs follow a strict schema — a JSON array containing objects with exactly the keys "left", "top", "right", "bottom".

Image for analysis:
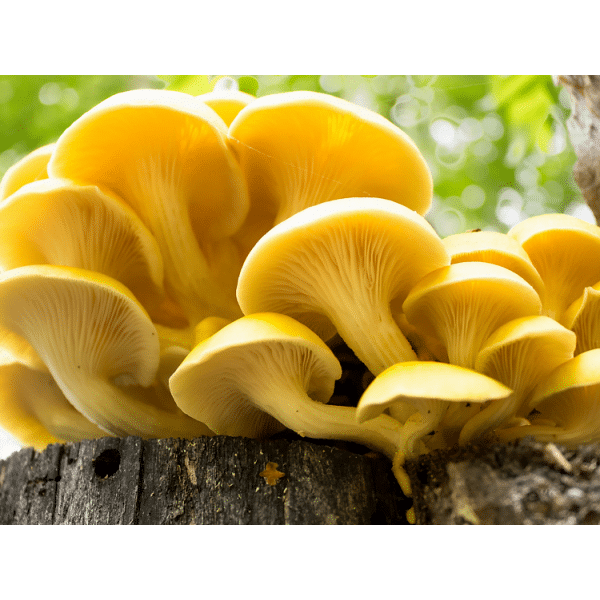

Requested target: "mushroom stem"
[
  {"left": 238, "top": 368, "right": 404, "bottom": 459},
  {"left": 52, "top": 367, "right": 205, "bottom": 439},
  {"left": 395, "top": 401, "right": 449, "bottom": 458},
  {"left": 458, "top": 391, "right": 523, "bottom": 445},
  {"left": 495, "top": 423, "right": 565, "bottom": 444},
  {"left": 126, "top": 161, "right": 241, "bottom": 323},
  {"left": 328, "top": 304, "right": 417, "bottom": 376}
]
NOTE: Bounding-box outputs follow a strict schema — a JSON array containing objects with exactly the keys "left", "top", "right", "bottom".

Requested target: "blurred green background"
[
  {"left": 0, "top": 74, "right": 590, "bottom": 457},
  {"left": 0, "top": 74, "right": 591, "bottom": 238}
]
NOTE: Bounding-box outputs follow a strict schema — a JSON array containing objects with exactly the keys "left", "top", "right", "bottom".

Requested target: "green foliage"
[
  {"left": 0, "top": 75, "right": 163, "bottom": 178},
  {"left": 0, "top": 75, "right": 584, "bottom": 238}
]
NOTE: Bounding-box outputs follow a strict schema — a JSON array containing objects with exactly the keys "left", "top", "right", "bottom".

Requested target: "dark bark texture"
[
  {"left": 0, "top": 435, "right": 409, "bottom": 525},
  {"left": 3, "top": 433, "right": 600, "bottom": 525},
  {"left": 405, "top": 438, "right": 600, "bottom": 524}
]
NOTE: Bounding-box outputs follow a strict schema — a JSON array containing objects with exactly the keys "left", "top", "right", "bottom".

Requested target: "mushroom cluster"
[{"left": 2, "top": 85, "right": 600, "bottom": 504}]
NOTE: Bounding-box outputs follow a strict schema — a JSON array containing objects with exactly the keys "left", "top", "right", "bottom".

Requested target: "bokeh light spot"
[
  {"left": 461, "top": 184, "right": 486, "bottom": 209},
  {"left": 38, "top": 82, "right": 62, "bottom": 106}
]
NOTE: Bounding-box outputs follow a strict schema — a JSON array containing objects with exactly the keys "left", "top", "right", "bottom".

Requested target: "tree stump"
[
  {"left": 0, "top": 435, "right": 410, "bottom": 525},
  {"left": 404, "top": 437, "right": 600, "bottom": 524}
]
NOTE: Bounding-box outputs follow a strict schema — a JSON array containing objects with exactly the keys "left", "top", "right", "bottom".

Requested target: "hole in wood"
[{"left": 93, "top": 448, "right": 121, "bottom": 479}]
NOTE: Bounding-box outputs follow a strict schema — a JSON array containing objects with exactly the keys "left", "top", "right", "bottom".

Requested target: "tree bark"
[
  {"left": 556, "top": 75, "right": 600, "bottom": 224},
  {"left": 404, "top": 438, "right": 600, "bottom": 524},
  {"left": 0, "top": 435, "right": 410, "bottom": 525}
]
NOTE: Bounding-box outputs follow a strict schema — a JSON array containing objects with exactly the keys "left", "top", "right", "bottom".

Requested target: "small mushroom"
[
  {"left": 402, "top": 262, "right": 542, "bottom": 369},
  {"left": 497, "top": 349, "right": 600, "bottom": 446},
  {"left": 236, "top": 197, "right": 450, "bottom": 375},
  {"left": 0, "top": 265, "right": 212, "bottom": 439},
  {"left": 458, "top": 315, "right": 576, "bottom": 444},
  {"left": 47, "top": 88, "right": 250, "bottom": 323},
  {"left": 357, "top": 361, "right": 512, "bottom": 494},
  {"left": 0, "top": 143, "right": 54, "bottom": 201},
  {"left": 443, "top": 229, "right": 545, "bottom": 297},
  {"left": 228, "top": 90, "right": 433, "bottom": 254},
  {"left": 169, "top": 313, "right": 405, "bottom": 459},
  {"left": 508, "top": 213, "right": 600, "bottom": 324},
  {"left": 0, "top": 348, "right": 106, "bottom": 449},
  {"left": 563, "top": 283, "right": 600, "bottom": 354},
  {"left": 196, "top": 88, "right": 255, "bottom": 127}
]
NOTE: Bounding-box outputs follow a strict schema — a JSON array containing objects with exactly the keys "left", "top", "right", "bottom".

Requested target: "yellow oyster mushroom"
[
  {"left": 508, "top": 213, "right": 600, "bottom": 324},
  {"left": 0, "top": 348, "right": 106, "bottom": 450},
  {"left": 497, "top": 349, "right": 600, "bottom": 447},
  {"left": 48, "top": 89, "right": 249, "bottom": 324},
  {"left": 170, "top": 313, "right": 405, "bottom": 459},
  {"left": 0, "top": 143, "right": 54, "bottom": 201},
  {"left": 458, "top": 316, "right": 576, "bottom": 445},
  {"left": 236, "top": 198, "right": 450, "bottom": 376},
  {"left": 357, "top": 361, "right": 512, "bottom": 495},
  {"left": 0, "top": 178, "right": 178, "bottom": 324},
  {"left": 403, "top": 262, "right": 542, "bottom": 370},
  {"left": 443, "top": 229, "right": 545, "bottom": 298},
  {"left": 228, "top": 90, "right": 433, "bottom": 255},
  {"left": 196, "top": 89, "right": 255, "bottom": 127},
  {"left": 563, "top": 283, "right": 600, "bottom": 354},
  {"left": 0, "top": 265, "right": 212, "bottom": 440}
]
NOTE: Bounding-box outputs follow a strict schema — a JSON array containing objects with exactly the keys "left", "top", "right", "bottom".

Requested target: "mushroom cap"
[
  {"left": 196, "top": 89, "right": 255, "bottom": 127},
  {"left": 0, "top": 349, "right": 106, "bottom": 449},
  {"left": 0, "top": 178, "right": 167, "bottom": 319},
  {"left": 475, "top": 315, "right": 577, "bottom": 392},
  {"left": 402, "top": 262, "right": 542, "bottom": 368},
  {"left": 456, "top": 315, "right": 578, "bottom": 444},
  {"left": 563, "top": 283, "right": 600, "bottom": 354},
  {"left": 47, "top": 88, "right": 250, "bottom": 322},
  {"left": 170, "top": 313, "right": 342, "bottom": 438},
  {"left": 228, "top": 90, "right": 433, "bottom": 250},
  {"left": 508, "top": 213, "right": 600, "bottom": 323},
  {"left": 443, "top": 229, "right": 545, "bottom": 297},
  {"left": 48, "top": 88, "right": 248, "bottom": 240},
  {"left": 357, "top": 361, "right": 512, "bottom": 423},
  {"left": 0, "top": 265, "right": 213, "bottom": 438},
  {"left": 237, "top": 197, "right": 449, "bottom": 343},
  {"left": 0, "top": 143, "right": 54, "bottom": 201},
  {"left": 517, "top": 349, "right": 600, "bottom": 445},
  {"left": 0, "top": 264, "right": 159, "bottom": 387}
]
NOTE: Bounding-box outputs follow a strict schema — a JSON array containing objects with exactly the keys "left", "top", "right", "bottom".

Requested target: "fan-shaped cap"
[
  {"left": 0, "top": 265, "right": 210, "bottom": 438},
  {"left": 170, "top": 313, "right": 342, "bottom": 438},
  {"left": 237, "top": 197, "right": 450, "bottom": 375},
  {"left": 357, "top": 360, "right": 511, "bottom": 489},
  {"left": 402, "top": 262, "right": 542, "bottom": 369},
  {"left": 443, "top": 229, "right": 545, "bottom": 297},
  {"left": 0, "top": 349, "right": 106, "bottom": 450},
  {"left": 0, "top": 178, "right": 169, "bottom": 321},
  {"left": 357, "top": 361, "right": 512, "bottom": 423},
  {"left": 228, "top": 90, "right": 433, "bottom": 253},
  {"left": 458, "top": 315, "right": 576, "bottom": 444},
  {"left": 47, "top": 88, "right": 249, "bottom": 322},
  {"left": 476, "top": 315, "right": 577, "bottom": 391},
  {"left": 0, "top": 143, "right": 54, "bottom": 201},
  {"left": 563, "top": 283, "right": 600, "bottom": 354},
  {"left": 508, "top": 213, "right": 600, "bottom": 323},
  {"left": 498, "top": 349, "right": 600, "bottom": 446}
]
